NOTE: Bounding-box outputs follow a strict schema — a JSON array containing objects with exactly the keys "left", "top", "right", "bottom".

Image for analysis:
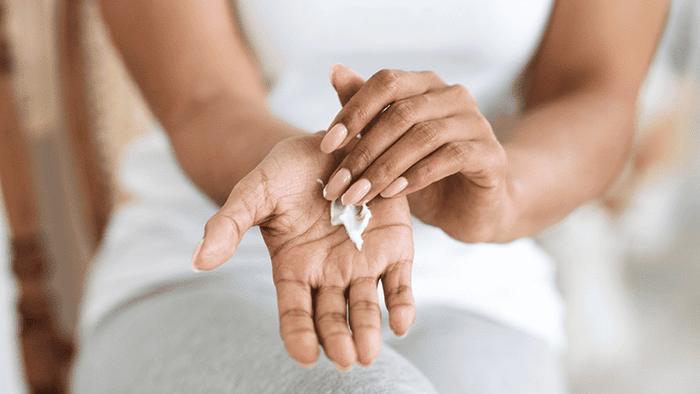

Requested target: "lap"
[
  {"left": 73, "top": 273, "right": 564, "bottom": 394},
  {"left": 72, "top": 274, "right": 437, "bottom": 394}
]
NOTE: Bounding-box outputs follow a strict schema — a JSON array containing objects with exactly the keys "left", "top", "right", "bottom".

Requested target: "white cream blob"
[
  {"left": 330, "top": 199, "right": 372, "bottom": 250},
  {"left": 318, "top": 179, "right": 372, "bottom": 250}
]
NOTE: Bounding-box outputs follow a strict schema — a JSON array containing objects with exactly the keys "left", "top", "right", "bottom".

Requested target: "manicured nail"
[
  {"left": 380, "top": 177, "right": 408, "bottom": 198},
  {"left": 341, "top": 179, "right": 371, "bottom": 206},
  {"left": 191, "top": 239, "right": 204, "bottom": 272},
  {"left": 320, "top": 123, "right": 347, "bottom": 153},
  {"left": 325, "top": 168, "right": 352, "bottom": 199}
]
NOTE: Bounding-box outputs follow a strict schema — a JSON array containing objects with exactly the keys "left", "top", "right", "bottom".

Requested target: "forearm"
[
  {"left": 168, "top": 93, "right": 304, "bottom": 205},
  {"left": 496, "top": 87, "right": 636, "bottom": 241},
  {"left": 98, "top": 0, "right": 306, "bottom": 204}
]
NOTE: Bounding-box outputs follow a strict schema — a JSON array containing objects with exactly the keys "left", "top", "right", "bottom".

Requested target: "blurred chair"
[
  {"left": 537, "top": 0, "right": 700, "bottom": 383},
  {"left": 0, "top": 0, "right": 110, "bottom": 392}
]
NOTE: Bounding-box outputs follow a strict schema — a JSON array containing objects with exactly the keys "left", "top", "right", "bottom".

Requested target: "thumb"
[
  {"left": 191, "top": 171, "right": 271, "bottom": 271},
  {"left": 330, "top": 64, "right": 365, "bottom": 106}
]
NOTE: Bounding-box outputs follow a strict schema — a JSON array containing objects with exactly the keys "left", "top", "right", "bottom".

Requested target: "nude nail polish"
[
  {"left": 380, "top": 177, "right": 408, "bottom": 198},
  {"left": 325, "top": 168, "right": 352, "bottom": 198},
  {"left": 320, "top": 123, "right": 348, "bottom": 153},
  {"left": 342, "top": 179, "right": 371, "bottom": 206}
]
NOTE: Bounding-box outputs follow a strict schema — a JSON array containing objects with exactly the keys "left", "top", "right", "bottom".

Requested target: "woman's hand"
[
  {"left": 321, "top": 65, "right": 510, "bottom": 243},
  {"left": 191, "top": 133, "right": 415, "bottom": 370}
]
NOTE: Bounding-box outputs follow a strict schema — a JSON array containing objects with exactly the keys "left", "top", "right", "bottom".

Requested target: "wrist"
[{"left": 168, "top": 95, "right": 303, "bottom": 205}]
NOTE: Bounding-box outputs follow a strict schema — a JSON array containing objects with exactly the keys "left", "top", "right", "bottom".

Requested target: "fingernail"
[
  {"left": 320, "top": 123, "right": 347, "bottom": 153},
  {"left": 380, "top": 177, "right": 408, "bottom": 198},
  {"left": 341, "top": 179, "right": 371, "bottom": 206},
  {"left": 325, "top": 168, "right": 352, "bottom": 199},
  {"left": 396, "top": 329, "right": 410, "bottom": 339},
  {"left": 191, "top": 239, "right": 204, "bottom": 272},
  {"left": 334, "top": 361, "right": 354, "bottom": 372}
]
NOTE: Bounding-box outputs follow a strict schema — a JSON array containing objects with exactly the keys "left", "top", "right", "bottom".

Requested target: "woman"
[{"left": 73, "top": 0, "right": 667, "bottom": 392}]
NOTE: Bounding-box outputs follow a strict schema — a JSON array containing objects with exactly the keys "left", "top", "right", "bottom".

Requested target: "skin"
[{"left": 100, "top": 0, "right": 668, "bottom": 370}]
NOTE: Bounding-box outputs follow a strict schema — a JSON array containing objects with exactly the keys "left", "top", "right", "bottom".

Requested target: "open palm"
[{"left": 192, "top": 133, "right": 415, "bottom": 369}]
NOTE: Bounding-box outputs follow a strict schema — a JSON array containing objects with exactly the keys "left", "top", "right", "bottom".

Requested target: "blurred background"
[{"left": 1, "top": 0, "right": 699, "bottom": 393}]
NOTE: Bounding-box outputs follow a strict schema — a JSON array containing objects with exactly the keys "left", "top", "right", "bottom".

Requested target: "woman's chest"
[{"left": 236, "top": 0, "right": 554, "bottom": 66}]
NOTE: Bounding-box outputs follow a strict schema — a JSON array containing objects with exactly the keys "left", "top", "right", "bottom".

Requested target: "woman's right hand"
[{"left": 191, "top": 133, "right": 415, "bottom": 370}]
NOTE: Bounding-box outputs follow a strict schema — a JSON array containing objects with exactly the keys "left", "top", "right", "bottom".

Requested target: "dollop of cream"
[
  {"left": 318, "top": 179, "right": 372, "bottom": 250},
  {"left": 330, "top": 199, "right": 372, "bottom": 250}
]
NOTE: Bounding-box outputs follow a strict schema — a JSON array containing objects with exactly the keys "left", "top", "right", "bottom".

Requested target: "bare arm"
[
  {"left": 500, "top": 0, "right": 669, "bottom": 240},
  {"left": 98, "top": 0, "right": 303, "bottom": 204}
]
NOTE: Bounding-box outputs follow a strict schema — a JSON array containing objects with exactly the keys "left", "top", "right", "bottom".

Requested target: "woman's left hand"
[{"left": 321, "top": 65, "right": 510, "bottom": 243}]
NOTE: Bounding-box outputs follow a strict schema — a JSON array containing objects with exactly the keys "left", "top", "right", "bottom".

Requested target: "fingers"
[
  {"left": 314, "top": 285, "right": 357, "bottom": 370},
  {"left": 323, "top": 85, "right": 467, "bottom": 201},
  {"left": 399, "top": 137, "right": 507, "bottom": 195},
  {"left": 275, "top": 277, "right": 320, "bottom": 368},
  {"left": 191, "top": 172, "right": 271, "bottom": 271},
  {"left": 324, "top": 85, "right": 489, "bottom": 205},
  {"left": 347, "top": 277, "right": 382, "bottom": 367},
  {"left": 343, "top": 114, "right": 496, "bottom": 204},
  {"left": 381, "top": 260, "right": 415, "bottom": 338},
  {"left": 321, "top": 68, "right": 446, "bottom": 154}
]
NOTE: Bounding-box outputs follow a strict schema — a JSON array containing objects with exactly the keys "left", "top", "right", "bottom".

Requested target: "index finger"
[{"left": 327, "top": 69, "right": 445, "bottom": 151}]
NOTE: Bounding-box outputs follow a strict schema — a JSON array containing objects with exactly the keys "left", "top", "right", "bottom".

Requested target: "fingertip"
[
  {"left": 330, "top": 63, "right": 345, "bottom": 83},
  {"left": 298, "top": 360, "right": 317, "bottom": 369},
  {"left": 324, "top": 336, "right": 357, "bottom": 372},
  {"left": 287, "top": 336, "right": 320, "bottom": 369},
  {"left": 334, "top": 361, "right": 355, "bottom": 372},
  {"left": 389, "top": 305, "right": 416, "bottom": 338},
  {"left": 395, "top": 328, "right": 410, "bottom": 339},
  {"left": 355, "top": 333, "right": 381, "bottom": 368}
]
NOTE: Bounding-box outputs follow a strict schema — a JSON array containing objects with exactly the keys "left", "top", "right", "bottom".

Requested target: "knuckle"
[
  {"left": 350, "top": 300, "right": 381, "bottom": 314},
  {"left": 451, "top": 83, "right": 476, "bottom": 104},
  {"left": 414, "top": 162, "right": 436, "bottom": 182},
  {"left": 444, "top": 142, "right": 469, "bottom": 164},
  {"left": 374, "top": 69, "right": 401, "bottom": 93},
  {"left": 341, "top": 101, "right": 370, "bottom": 131},
  {"left": 371, "top": 157, "right": 398, "bottom": 182},
  {"left": 478, "top": 143, "right": 507, "bottom": 189},
  {"left": 387, "top": 100, "right": 415, "bottom": 128},
  {"left": 413, "top": 121, "right": 441, "bottom": 147},
  {"left": 279, "top": 307, "right": 313, "bottom": 323},
  {"left": 316, "top": 311, "right": 348, "bottom": 326},
  {"left": 347, "top": 144, "right": 375, "bottom": 175},
  {"left": 384, "top": 285, "right": 413, "bottom": 307},
  {"left": 424, "top": 70, "right": 440, "bottom": 81}
]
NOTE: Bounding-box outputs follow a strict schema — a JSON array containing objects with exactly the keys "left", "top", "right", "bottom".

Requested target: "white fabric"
[{"left": 81, "top": 0, "right": 565, "bottom": 349}]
